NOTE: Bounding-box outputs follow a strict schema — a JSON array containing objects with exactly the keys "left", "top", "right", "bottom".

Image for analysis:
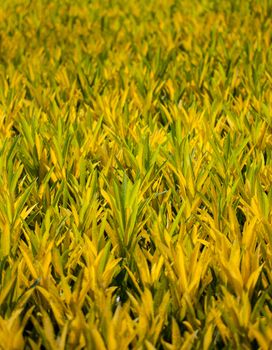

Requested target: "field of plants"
[{"left": 0, "top": 0, "right": 271, "bottom": 349}]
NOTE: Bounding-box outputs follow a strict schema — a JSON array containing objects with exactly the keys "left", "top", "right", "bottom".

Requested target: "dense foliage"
[{"left": 0, "top": 0, "right": 271, "bottom": 349}]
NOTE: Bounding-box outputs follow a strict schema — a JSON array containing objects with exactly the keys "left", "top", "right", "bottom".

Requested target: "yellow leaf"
[{"left": 90, "top": 328, "right": 107, "bottom": 350}]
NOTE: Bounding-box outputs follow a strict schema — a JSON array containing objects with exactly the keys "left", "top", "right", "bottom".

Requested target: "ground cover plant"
[{"left": 0, "top": 0, "right": 271, "bottom": 349}]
